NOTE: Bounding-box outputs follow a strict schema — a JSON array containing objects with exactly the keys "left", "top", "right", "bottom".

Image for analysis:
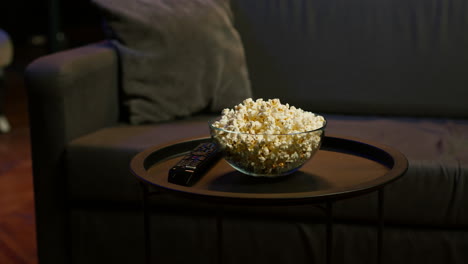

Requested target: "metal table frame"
[{"left": 131, "top": 136, "right": 407, "bottom": 264}]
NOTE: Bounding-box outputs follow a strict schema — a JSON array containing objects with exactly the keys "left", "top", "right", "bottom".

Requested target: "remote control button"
[{"left": 168, "top": 142, "right": 221, "bottom": 186}]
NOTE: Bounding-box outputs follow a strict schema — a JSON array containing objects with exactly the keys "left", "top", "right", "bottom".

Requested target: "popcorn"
[{"left": 210, "top": 98, "right": 326, "bottom": 176}]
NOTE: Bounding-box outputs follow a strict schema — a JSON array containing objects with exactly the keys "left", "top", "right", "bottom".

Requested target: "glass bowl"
[{"left": 209, "top": 118, "right": 326, "bottom": 177}]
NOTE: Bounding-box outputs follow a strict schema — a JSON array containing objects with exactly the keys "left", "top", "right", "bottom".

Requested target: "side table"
[{"left": 130, "top": 135, "right": 408, "bottom": 264}]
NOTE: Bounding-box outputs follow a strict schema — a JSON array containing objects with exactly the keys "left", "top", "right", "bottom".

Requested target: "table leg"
[
  {"left": 377, "top": 188, "right": 384, "bottom": 264},
  {"left": 217, "top": 210, "right": 223, "bottom": 264},
  {"left": 141, "top": 183, "right": 151, "bottom": 264},
  {"left": 326, "top": 201, "right": 333, "bottom": 264}
]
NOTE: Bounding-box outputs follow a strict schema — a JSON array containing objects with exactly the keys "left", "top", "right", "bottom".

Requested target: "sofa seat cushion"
[
  {"left": 65, "top": 115, "right": 468, "bottom": 227},
  {"left": 326, "top": 115, "right": 468, "bottom": 162},
  {"left": 327, "top": 115, "right": 468, "bottom": 227},
  {"left": 66, "top": 118, "right": 214, "bottom": 204}
]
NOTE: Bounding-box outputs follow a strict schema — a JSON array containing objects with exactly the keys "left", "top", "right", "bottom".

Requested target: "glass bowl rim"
[{"left": 208, "top": 116, "right": 327, "bottom": 136}]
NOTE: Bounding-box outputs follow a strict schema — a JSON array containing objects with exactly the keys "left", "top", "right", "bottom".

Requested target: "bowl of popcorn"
[{"left": 209, "top": 98, "right": 326, "bottom": 177}]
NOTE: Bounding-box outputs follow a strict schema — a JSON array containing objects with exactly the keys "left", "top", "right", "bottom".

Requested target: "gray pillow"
[{"left": 92, "top": 0, "right": 252, "bottom": 124}]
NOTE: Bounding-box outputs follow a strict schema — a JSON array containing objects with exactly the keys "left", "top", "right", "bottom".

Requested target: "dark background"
[{"left": 1, "top": 0, "right": 105, "bottom": 53}]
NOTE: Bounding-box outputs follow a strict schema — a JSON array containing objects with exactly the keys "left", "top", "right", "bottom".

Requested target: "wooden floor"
[{"left": 0, "top": 44, "right": 47, "bottom": 264}]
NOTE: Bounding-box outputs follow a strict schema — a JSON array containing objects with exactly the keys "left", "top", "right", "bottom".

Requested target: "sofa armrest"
[
  {"left": 24, "top": 41, "right": 120, "bottom": 264},
  {"left": 26, "top": 41, "right": 120, "bottom": 139}
]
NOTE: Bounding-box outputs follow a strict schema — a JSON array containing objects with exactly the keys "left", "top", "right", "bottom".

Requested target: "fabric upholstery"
[
  {"left": 26, "top": 42, "right": 120, "bottom": 140},
  {"left": 231, "top": 0, "right": 468, "bottom": 118},
  {"left": 66, "top": 115, "right": 468, "bottom": 227},
  {"left": 25, "top": 42, "right": 120, "bottom": 264},
  {"left": 66, "top": 118, "right": 214, "bottom": 203},
  {"left": 92, "top": 0, "right": 252, "bottom": 124},
  {"left": 69, "top": 208, "right": 468, "bottom": 264}
]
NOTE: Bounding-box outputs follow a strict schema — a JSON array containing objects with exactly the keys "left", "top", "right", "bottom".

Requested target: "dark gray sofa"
[{"left": 25, "top": 1, "right": 468, "bottom": 264}]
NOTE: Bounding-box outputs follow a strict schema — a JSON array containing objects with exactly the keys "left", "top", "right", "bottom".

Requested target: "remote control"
[{"left": 168, "top": 142, "right": 221, "bottom": 186}]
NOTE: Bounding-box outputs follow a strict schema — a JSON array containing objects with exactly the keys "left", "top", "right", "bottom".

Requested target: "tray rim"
[{"left": 130, "top": 134, "right": 408, "bottom": 204}]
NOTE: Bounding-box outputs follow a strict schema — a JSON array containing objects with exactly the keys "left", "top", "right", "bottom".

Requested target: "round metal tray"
[{"left": 130, "top": 135, "right": 408, "bottom": 205}]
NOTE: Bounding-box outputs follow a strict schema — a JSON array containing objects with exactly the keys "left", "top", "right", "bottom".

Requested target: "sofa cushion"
[
  {"left": 92, "top": 0, "right": 251, "bottom": 124},
  {"left": 231, "top": 0, "right": 468, "bottom": 118},
  {"left": 65, "top": 118, "right": 214, "bottom": 204},
  {"left": 326, "top": 115, "right": 468, "bottom": 162},
  {"left": 66, "top": 115, "right": 468, "bottom": 227},
  {"left": 326, "top": 115, "right": 468, "bottom": 227}
]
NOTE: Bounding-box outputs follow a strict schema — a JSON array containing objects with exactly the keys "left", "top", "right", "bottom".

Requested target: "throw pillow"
[{"left": 92, "top": 0, "right": 252, "bottom": 124}]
